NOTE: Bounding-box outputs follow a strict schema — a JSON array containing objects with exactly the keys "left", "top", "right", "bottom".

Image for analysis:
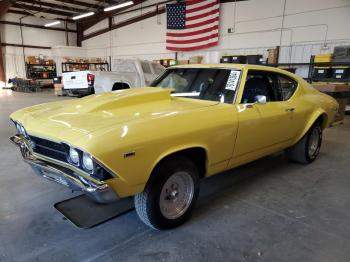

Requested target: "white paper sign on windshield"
[{"left": 225, "top": 70, "right": 241, "bottom": 91}]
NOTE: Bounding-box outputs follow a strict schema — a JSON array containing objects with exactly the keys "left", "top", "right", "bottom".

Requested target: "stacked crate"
[{"left": 313, "top": 54, "right": 332, "bottom": 80}]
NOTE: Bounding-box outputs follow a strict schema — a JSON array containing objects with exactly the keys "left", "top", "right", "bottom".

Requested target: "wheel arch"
[
  {"left": 112, "top": 82, "right": 130, "bottom": 91},
  {"left": 146, "top": 146, "right": 208, "bottom": 187},
  {"left": 296, "top": 110, "right": 328, "bottom": 143}
]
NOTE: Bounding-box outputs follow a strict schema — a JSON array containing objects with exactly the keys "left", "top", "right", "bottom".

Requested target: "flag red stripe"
[
  {"left": 166, "top": 33, "right": 218, "bottom": 44},
  {"left": 186, "top": 8, "right": 219, "bottom": 21},
  {"left": 167, "top": 41, "right": 218, "bottom": 51},
  {"left": 166, "top": 25, "right": 219, "bottom": 37},
  {"left": 186, "top": 2, "right": 217, "bottom": 13},
  {"left": 186, "top": 0, "right": 219, "bottom": 7},
  {"left": 186, "top": 17, "right": 219, "bottom": 29}
]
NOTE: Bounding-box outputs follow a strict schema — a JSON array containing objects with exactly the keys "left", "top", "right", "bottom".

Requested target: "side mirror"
[{"left": 254, "top": 95, "right": 267, "bottom": 104}]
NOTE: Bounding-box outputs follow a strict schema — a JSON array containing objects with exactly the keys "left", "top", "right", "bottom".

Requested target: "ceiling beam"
[
  {"left": 0, "top": 1, "right": 12, "bottom": 17},
  {"left": 94, "top": 0, "right": 122, "bottom": 4},
  {"left": 15, "top": 0, "right": 87, "bottom": 14},
  {"left": 12, "top": 3, "right": 77, "bottom": 17},
  {"left": 82, "top": 6, "right": 165, "bottom": 41},
  {"left": 7, "top": 9, "right": 73, "bottom": 22},
  {"left": 78, "top": 0, "right": 145, "bottom": 31},
  {"left": 0, "top": 21, "right": 77, "bottom": 33},
  {"left": 1, "top": 43, "right": 51, "bottom": 49},
  {"left": 8, "top": 9, "right": 33, "bottom": 16},
  {"left": 52, "top": 0, "right": 99, "bottom": 9}
]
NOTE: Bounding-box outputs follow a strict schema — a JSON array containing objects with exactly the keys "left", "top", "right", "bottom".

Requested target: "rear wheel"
[
  {"left": 134, "top": 156, "right": 200, "bottom": 230},
  {"left": 286, "top": 122, "right": 322, "bottom": 164}
]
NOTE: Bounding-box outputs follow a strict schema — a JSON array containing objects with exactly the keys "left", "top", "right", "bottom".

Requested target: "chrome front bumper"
[{"left": 10, "top": 135, "right": 119, "bottom": 203}]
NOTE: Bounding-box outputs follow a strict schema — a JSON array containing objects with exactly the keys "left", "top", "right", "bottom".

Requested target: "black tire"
[
  {"left": 286, "top": 122, "right": 322, "bottom": 164},
  {"left": 134, "top": 156, "right": 200, "bottom": 230}
]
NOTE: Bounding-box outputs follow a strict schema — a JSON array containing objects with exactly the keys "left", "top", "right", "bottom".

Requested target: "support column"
[
  {"left": 0, "top": 38, "right": 5, "bottom": 83},
  {"left": 0, "top": 1, "right": 12, "bottom": 84}
]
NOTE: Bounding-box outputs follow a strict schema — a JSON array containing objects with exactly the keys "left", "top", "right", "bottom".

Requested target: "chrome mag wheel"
[{"left": 159, "top": 171, "right": 195, "bottom": 220}]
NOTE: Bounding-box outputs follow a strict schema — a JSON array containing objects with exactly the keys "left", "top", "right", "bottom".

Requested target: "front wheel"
[
  {"left": 286, "top": 122, "right": 322, "bottom": 164},
  {"left": 134, "top": 156, "right": 200, "bottom": 230}
]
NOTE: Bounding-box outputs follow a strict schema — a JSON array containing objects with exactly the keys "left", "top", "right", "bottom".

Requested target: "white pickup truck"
[{"left": 62, "top": 59, "right": 165, "bottom": 96}]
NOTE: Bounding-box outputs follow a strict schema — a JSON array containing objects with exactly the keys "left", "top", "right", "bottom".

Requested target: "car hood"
[{"left": 10, "top": 88, "right": 217, "bottom": 142}]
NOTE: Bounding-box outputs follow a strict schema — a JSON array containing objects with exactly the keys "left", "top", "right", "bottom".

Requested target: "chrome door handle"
[{"left": 285, "top": 108, "right": 295, "bottom": 112}]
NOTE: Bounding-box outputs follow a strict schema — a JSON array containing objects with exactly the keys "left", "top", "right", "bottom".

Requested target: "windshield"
[{"left": 150, "top": 68, "right": 241, "bottom": 104}]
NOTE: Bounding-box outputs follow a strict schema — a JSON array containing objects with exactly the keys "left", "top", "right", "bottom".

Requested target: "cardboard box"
[
  {"left": 189, "top": 56, "right": 203, "bottom": 64},
  {"left": 54, "top": 83, "right": 64, "bottom": 96},
  {"left": 177, "top": 60, "right": 189, "bottom": 65},
  {"left": 26, "top": 56, "right": 37, "bottom": 64},
  {"left": 314, "top": 53, "right": 332, "bottom": 63},
  {"left": 267, "top": 48, "right": 278, "bottom": 64}
]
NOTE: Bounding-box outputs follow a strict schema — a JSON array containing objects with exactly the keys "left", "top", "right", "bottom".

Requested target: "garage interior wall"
[
  {"left": 0, "top": 13, "right": 77, "bottom": 81},
  {"left": 82, "top": 0, "right": 350, "bottom": 77},
  {"left": 1, "top": 0, "right": 349, "bottom": 80}
]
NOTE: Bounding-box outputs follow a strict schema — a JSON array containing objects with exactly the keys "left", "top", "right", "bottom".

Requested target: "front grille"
[{"left": 29, "top": 136, "right": 68, "bottom": 162}]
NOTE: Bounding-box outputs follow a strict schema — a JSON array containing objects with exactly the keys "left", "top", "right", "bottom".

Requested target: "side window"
[
  {"left": 277, "top": 74, "right": 297, "bottom": 101},
  {"left": 141, "top": 62, "right": 152, "bottom": 74},
  {"left": 152, "top": 63, "right": 165, "bottom": 75},
  {"left": 241, "top": 71, "right": 278, "bottom": 103}
]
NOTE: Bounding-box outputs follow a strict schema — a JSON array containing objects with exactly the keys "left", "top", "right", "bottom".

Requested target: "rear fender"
[{"left": 295, "top": 109, "right": 328, "bottom": 142}]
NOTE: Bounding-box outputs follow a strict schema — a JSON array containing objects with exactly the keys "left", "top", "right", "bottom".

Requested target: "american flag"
[{"left": 166, "top": 0, "right": 220, "bottom": 51}]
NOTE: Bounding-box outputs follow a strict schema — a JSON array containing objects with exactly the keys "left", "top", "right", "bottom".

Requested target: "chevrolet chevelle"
[{"left": 10, "top": 64, "right": 338, "bottom": 229}]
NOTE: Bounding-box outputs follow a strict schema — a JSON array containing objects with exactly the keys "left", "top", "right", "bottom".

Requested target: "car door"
[{"left": 229, "top": 70, "right": 299, "bottom": 165}]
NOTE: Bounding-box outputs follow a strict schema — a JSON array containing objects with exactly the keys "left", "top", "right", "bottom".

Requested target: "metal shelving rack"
[
  {"left": 26, "top": 63, "right": 57, "bottom": 80},
  {"left": 62, "top": 62, "right": 109, "bottom": 73},
  {"left": 266, "top": 57, "right": 350, "bottom": 83}
]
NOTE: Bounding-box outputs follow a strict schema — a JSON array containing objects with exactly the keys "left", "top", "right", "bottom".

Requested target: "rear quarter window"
[
  {"left": 141, "top": 62, "right": 152, "bottom": 74},
  {"left": 277, "top": 74, "right": 298, "bottom": 101}
]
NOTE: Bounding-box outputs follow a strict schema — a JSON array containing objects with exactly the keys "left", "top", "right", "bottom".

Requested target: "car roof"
[{"left": 171, "top": 63, "right": 294, "bottom": 75}]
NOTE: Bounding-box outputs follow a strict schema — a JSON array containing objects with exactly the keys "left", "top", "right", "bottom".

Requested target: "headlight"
[
  {"left": 16, "top": 123, "right": 21, "bottom": 134},
  {"left": 20, "top": 125, "right": 26, "bottom": 136},
  {"left": 69, "top": 148, "right": 79, "bottom": 165},
  {"left": 82, "top": 152, "right": 94, "bottom": 172},
  {"left": 62, "top": 144, "right": 114, "bottom": 181},
  {"left": 15, "top": 123, "right": 28, "bottom": 137}
]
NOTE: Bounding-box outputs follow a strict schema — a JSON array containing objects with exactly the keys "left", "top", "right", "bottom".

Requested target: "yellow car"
[{"left": 10, "top": 64, "right": 338, "bottom": 230}]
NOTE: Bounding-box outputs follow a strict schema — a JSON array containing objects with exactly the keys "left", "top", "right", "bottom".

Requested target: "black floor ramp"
[{"left": 54, "top": 195, "right": 134, "bottom": 229}]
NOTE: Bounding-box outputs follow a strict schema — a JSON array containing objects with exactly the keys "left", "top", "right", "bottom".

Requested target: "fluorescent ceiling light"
[
  {"left": 104, "top": 1, "right": 134, "bottom": 12},
  {"left": 44, "top": 21, "right": 61, "bottom": 27},
  {"left": 72, "top": 12, "right": 95, "bottom": 20}
]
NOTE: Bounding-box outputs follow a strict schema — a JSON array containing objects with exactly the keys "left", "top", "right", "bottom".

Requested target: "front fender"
[{"left": 147, "top": 143, "right": 209, "bottom": 178}]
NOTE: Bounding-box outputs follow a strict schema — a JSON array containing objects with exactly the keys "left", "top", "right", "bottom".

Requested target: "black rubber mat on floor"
[{"left": 54, "top": 195, "right": 134, "bottom": 229}]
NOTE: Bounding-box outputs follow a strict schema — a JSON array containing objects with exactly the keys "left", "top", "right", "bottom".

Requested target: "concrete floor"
[{"left": 0, "top": 89, "right": 350, "bottom": 262}]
